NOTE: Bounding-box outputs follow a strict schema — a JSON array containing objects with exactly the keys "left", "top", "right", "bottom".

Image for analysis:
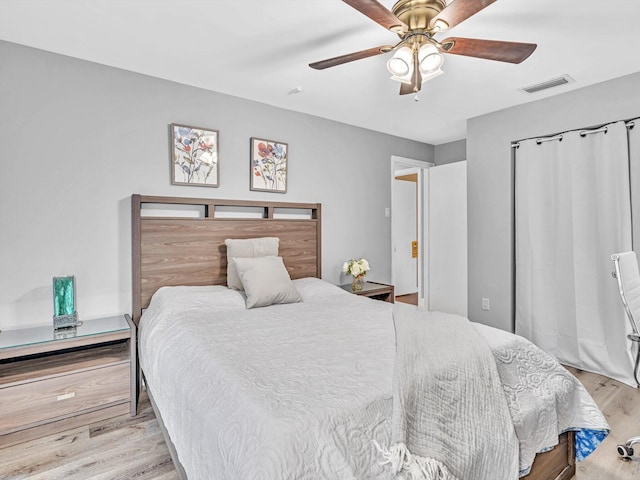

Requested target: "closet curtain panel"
[{"left": 515, "top": 121, "right": 635, "bottom": 386}]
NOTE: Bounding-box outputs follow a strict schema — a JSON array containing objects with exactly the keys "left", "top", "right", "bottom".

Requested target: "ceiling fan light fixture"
[
  {"left": 386, "top": 46, "right": 413, "bottom": 77},
  {"left": 310, "top": 0, "right": 538, "bottom": 96},
  {"left": 418, "top": 44, "right": 444, "bottom": 74},
  {"left": 390, "top": 74, "right": 413, "bottom": 85},
  {"left": 421, "top": 68, "right": 444, "bottom": 83},
  {"left": 431, "top": 18, "right": 449, "bottom": 32}
]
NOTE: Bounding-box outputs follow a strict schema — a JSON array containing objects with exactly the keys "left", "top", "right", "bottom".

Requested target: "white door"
[
  {"left": 428, "top": 161, "right": 468, "bottom": 316},
  {"left": 393, "top": 171, "right": 418, "bottom": 296}
]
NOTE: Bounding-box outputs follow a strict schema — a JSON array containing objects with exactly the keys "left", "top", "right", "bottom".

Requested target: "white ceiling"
[{"left": 1, "top": 0, "right": 639, "bottom": 145}]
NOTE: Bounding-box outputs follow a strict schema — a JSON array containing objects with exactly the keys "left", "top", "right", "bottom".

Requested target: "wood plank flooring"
[
  {"left": 395, "top": 292, "right": 419, "bottom": 305},
  {"left": 567, "top": 366, "right": 640, "bottom": 480},
  {"left": 0, "top": 391, "right": 178, "bottom": 480},
  {"left": 0, "top": 370, "right": 638, "bottom": 479}
]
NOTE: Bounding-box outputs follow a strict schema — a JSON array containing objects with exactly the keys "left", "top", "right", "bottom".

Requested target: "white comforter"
[{"left": 138, "top": 278, "right": 608, "bottom": 480}]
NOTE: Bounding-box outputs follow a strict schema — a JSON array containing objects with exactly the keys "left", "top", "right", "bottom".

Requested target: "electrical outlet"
[{"left": 482, "top": 297, "right": 490, "bottom": 311}]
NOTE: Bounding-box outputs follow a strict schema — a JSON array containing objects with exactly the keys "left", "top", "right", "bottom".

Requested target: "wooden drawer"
[{"left": 0, "top": 362, "right": 130, "bottom": 433}]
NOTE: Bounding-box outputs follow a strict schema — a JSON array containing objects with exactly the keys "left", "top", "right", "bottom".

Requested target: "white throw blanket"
[{"left": 380, "top": 306, "right": 520, "bottom": 480}]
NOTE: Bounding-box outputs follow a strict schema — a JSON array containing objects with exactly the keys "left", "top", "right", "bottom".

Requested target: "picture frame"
[
  {"left": 171, "top": 123, "right": 219, "bottom": 187},
  {"left": 250, "top": 137, "right": 288, "bottom": 193}
]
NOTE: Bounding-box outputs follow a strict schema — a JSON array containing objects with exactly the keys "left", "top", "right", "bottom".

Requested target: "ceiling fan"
[{"left": 309, "top": 0, "right": 537, "bottom": 95}]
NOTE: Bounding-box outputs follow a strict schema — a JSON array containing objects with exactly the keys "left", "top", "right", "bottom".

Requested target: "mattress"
[{"left": 138, "top": 277, "right": 608, "bottom": 480}]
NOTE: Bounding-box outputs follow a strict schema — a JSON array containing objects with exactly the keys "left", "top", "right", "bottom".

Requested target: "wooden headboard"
[{"left": 131, "top": 194, "right": 322, "bottom": 324}]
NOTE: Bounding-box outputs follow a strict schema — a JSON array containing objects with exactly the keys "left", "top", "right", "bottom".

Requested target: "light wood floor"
[
  {"left": 395, "top": 292, "right": 419, "bottom": 305},
  {"left": 0, "top": 392, "right": 179, "bottom": 480},
  {"left": 1, "top": 372, "right": 638, "bottom": 479},
  {"left": 567, "top": 366, "right": 640, "bottom": 479}
]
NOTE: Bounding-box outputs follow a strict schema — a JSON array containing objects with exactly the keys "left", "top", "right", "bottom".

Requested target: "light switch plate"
[{"left": 482, "top": 298, "right": 490, "bottom": 311}]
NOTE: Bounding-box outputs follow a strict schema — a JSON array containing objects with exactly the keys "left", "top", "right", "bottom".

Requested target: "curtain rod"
[
  {"left": 511, "top": 120, "right": 636, "bottom": 149},
  {"left": 580, "top": 126, "right": 608, "bottom": 137},
  {"left": 536, "top": 134, "right": 563, "bottom": 145}
]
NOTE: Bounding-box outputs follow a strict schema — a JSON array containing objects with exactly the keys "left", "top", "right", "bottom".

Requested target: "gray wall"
[
  {"left": 0, "top": 41, "right": 432, "bottom": 330},
  {"left": 434, "top": 139, "right": 466, "bottom": 165},
  {"left": 467, "top": 71, "right": 640, "bottom": 332}
]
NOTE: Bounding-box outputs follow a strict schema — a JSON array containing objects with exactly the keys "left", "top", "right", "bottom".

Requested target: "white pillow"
[
  {"left": 233, "top": 256, "right": 303, "bottom": 309},
  {"left": 224, "top": 237, "right": 279, "bottom": 290}
]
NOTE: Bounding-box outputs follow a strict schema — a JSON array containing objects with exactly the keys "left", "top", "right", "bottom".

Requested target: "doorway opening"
[{"left": 391, "top": 156, "right": 433, "bottom": 307}]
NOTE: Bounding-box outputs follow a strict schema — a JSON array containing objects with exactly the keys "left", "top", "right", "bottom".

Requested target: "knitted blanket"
[{"left": 379, "top": 307, "right": 520, "bottom": 480}]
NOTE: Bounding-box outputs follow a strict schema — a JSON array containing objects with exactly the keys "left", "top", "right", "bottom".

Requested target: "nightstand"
[
  {"left": 340, "top": 281, "right": 395, "bottom": 303},
  {"left": 0, "top": 314, "right": 136, "bottom": 448}
]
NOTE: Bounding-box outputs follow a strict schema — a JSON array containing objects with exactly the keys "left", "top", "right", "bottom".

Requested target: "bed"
[{"left": 131, "top": 194, "right": 608, "bottom": 480}]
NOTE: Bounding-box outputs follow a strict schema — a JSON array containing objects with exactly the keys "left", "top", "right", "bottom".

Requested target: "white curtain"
[
  {"left": 629, "top": 118, "right": 640, "bottom": 382},
  {"left": 630, "top": 118, "right": 640, "bottom": 255},
  {"left": 515, "top": 120, "right": 636, "bottom": 386}
]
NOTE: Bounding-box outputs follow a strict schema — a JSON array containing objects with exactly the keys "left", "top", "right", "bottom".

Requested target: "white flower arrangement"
[{"left": 343, "top": 258, "right": 370, "bottom": 278}]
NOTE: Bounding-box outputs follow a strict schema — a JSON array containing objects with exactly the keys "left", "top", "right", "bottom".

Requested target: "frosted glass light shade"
[
  {"left": 389, "top": 75, "right": 412, "bottom": 84},
  {"left": 419, "top": 44, "right": 444, "bottom": 74},
  {"left": 387, "top": 47, "right": 413, "bottom": 77},
  {"left": 431, "top": 19, "right": 449, "bottom": 31},
  {"left": 422, "top": 68, "right": 444, "bottom": 82}
]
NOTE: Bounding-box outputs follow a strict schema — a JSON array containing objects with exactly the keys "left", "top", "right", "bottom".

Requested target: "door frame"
[{"left": 391, "top": 155, "right": 434, "bottom": 307}]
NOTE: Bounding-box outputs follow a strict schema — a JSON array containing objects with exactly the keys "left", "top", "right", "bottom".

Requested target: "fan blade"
[
  {"left": 399, "top": 81, "right": 422, "bottom": 95},
  {"left": 430, "top": 0, "right": 496, "bottom": 31},
  {"left": 343, "top": 0, "right": 408, "bottom": 32},
  {"left": 309, "top": 45, "right": 391, "bottom": 70},
  {"left": 441, "top": 37, "right": 537, "bottom": 64},
  {"left": 399, "top": 58, "right": 422, "bottom": 95},
  {"left": 399, "top": 82, "right": 414, "bottom": 95}
]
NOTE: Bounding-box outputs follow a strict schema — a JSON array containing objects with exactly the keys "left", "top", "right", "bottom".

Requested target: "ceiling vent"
[{"left": 521, "top": 75, "right": 574, "bottom": 94}]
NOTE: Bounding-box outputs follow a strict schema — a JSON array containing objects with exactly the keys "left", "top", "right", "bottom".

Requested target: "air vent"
[{"left": 521, "top": 75, "right": 574, "bottom": 94}]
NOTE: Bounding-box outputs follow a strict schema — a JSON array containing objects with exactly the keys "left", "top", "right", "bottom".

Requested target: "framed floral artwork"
[
  {"left": 171, "top": 123, "right": 219, "bottom": 187},
  {"left": 250, "top": 137, "right": 288, "bottom": 193}
]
